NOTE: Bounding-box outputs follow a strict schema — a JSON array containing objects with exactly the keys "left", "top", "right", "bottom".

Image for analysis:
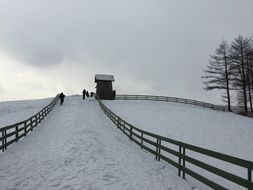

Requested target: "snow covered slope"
[
  {"left": 0, "top": 96, "right": 195, "bottom": 190},
  {"left": 0, "top": 97, "right": 53, "bottom": 127},
  {"left": 104, "top": 100, "right": 253, "bottom": 189},
  {"left": 104, "top": 100, "right": 253, "bottom": 160}
]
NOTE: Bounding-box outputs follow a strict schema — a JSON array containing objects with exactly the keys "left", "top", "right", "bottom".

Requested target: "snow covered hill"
[
  {"left": 104, "top": 100, "right": 253, "bottom": 161},
  {"left": 0, "top": 97, "right": 52, "bottom": 127},
  {"left": 0, "top": 96, "right": 195, "bottom": 190},
  {"left": 104, "top": 99, "right": 253, "bottom": 189}
]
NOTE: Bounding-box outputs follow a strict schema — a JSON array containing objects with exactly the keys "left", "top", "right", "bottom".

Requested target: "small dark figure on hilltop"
[
  {"left": 113, "top": 90, "right": 116, "bottom": 100},
  {"left": 82, "top": 89, "right": 86, "bottom": 100},
  {"left": 59, "top": 92, "right": 65, "bottom": 106},
  {"left": 90, "top": 92, "right": 94, "bottom": 97},
  {"left": 86, "top": 91, "right": 90, "bottom": 98}
]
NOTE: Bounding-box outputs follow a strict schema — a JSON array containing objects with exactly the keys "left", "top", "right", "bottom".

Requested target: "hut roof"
[{"left": 95, "top": 74, "right": 114, "bottom": 82}]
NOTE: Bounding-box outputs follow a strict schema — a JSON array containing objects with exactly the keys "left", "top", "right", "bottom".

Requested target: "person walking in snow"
[
  {"left": 59, "top": 92, "right": 65, "bottom": 106},
  {"left": 86, "top": 91, "right": 89, "bottom": 98},
  {"left": 82, "top": 89, "right": 86, "bottom": 100}
]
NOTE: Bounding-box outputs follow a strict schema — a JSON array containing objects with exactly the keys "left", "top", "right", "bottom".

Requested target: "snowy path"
[{"left": 0, "top": 96, "right": 195, "bottom": 190}]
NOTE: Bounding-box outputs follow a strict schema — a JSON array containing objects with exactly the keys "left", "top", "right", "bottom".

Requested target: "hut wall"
[{"left": 96, "top": 81, "right": 113, "bottom": 100}]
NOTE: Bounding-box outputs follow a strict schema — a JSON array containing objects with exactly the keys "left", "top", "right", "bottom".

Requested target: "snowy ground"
[
  {"left": 0, "top": 96, "right": 196, "bottom": 190},
  {"left": 0, "top": 97, "right": 53, "bottom": 127},
  {"left": 104, "top": 100, "right": 253, "bottom": 160},
  {"left": 104, "top": 100, "right": 253, "bottom": 189}
]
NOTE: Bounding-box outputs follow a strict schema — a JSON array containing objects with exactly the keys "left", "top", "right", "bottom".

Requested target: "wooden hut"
[{"left": 95, "top": 74, "right": 114, "bottom": 100}]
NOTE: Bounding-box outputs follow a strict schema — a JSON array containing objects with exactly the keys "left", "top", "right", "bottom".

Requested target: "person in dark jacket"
[
  {"left": 86, "top": 91, "right": 89, "bottom": 98},
  {"left": 113, "top": 90, "right": 116, "bottom": 100},
  {"left": 90, "top": 92, "right": 94, "bottom": 97},
  {"left": 59, "top": 92, "right": 65, "bottom": 106},
  {"left": 82, "top": 89, "right": 86, "bottom": 100}
]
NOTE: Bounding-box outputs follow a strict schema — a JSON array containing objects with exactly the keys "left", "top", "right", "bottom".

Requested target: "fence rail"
[
  {"left": 97, "top": 97, "right": 253, "bottom": 190},
  {"left": 116, "top": 95, "right": 226, "bottom": 111},
  {"left": 0, "top": 95, "right": 59, "bottom": 152}
]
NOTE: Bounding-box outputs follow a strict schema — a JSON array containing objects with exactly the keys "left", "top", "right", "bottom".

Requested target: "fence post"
[
  {"left": 15, "top": 125, "right": 19, "bottom": 142},
  {"left": 24, "top": 121, "right": 27, "bottom": 136},
  {"left": 38, "top": 113, "right": 40, "bottom": 123},
  {"left": 47, "top": 106, "right": 49, "bottom": 115},
  {"left": 48, "top": 104, "right": 51, "bottom": 112},
  {"left": 130, "top": 126, "right": 133, "bottom": 141},
  {"left": 248, "top": 168, "right": 252, "bottom": 190},
  {"left": 178, "top": 145, "right": 182, "bottom": 177},
  {"left": 45, "top": 107, "right": 47, "bottom": 116},
  {"left": 141, "top": 132, "right": 143, "bottom": 149},
  {"left": 43, "top": 109, "right": 46, "bottom": 118},
  {"left": 35, "top": 115, "right": 38, "bottom": 127},
  {"left": 124, "top": 122, "right": 126, "bottom": 131},
  {"left": 156, "top": 138, "right": 158, "bottom": 160},
  {"left": 41, "top": 110, "right": 44, "bottom": 120},
  {"left": 117, "top": 117, "right": 120, "bottom": 128},
  {"left": 1, "top": 131, "right": 4, "bottom": 151},
  {"left": 4, "top": 130, "right": 7, "bottom": 150},
  {"left": 158, "top": 138, "right": 161, "bottom": 161},
  {"left": 38, "top": 112, "right": 41, "bottom": 123},
  {"left": 155, "top": 137, "right": 161, "bottom": 161},
  {"left": 30, "top": 118, "right": 33, "bottom": 131},
  {"left": 183, "top": 147, "right": 186, "bottom": 179},
  {"left": 40, "top": 111, "right": 43, "bottom": 121}
]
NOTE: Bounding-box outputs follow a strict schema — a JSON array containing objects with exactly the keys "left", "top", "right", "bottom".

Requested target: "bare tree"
[
  {"left": 230, "top": 35, "right": 252, "bottom": 113},
  {"left": 202, "top": 40, "right": 232, "bottom": 111},
  {"left": 250, "top": 50, "right": 253, "bottom": 111},
  {"left": 246, "top": 49, "right": 253, "bottom": 111}
]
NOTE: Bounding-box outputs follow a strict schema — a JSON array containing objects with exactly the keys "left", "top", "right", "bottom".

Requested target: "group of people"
[
  {"left": 58, "top": 90, "right": 95, "bottom": 106},
  {"left": 82, "top": 89, "right": 94, "bottom": 100}
]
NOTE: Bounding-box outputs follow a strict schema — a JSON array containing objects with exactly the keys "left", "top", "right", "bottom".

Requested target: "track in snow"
[{"left": 0, "top": 96, "right": 196, "bottom": 190}]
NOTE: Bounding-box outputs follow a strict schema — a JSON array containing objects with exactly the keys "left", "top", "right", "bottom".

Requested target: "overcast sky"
[{"left": 0, "top": 0, "right": 252, "bottom": 103}]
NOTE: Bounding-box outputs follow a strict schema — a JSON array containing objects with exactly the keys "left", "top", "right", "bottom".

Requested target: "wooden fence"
[
  {"left": 116, "top": 95, "right": 226, "bottom": 111},
  {"left": 97, "top": 97, "right": 253, "bottom": 190},
  {"left": 0, "top": 95, "right": 59, "bottom": 152}
]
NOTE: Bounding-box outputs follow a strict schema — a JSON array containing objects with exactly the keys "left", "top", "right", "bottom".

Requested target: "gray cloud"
[{"left": 0, "top": 0, "right": 253, "bottom": 102}]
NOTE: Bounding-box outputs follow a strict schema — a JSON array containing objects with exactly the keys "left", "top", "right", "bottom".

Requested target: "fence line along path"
[
  {"left": 116, "top": 95, "right": 226, "bottom": 111},
  {"left": 97, "top": 95, "right": 253, "bottom": 190},
  {"left": 0, "top": 95, "right": 59, "bottom": 152}
]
